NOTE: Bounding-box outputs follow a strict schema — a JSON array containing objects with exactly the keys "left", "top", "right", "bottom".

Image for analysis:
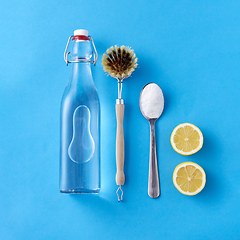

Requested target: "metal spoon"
[{"left": 139, "top": 83, "right": 164, "bottom": 198}]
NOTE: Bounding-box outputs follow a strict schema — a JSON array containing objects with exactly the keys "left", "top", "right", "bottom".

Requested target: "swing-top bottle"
[{"left": 60, "top": 29, "right": 100, "bottom": 193}]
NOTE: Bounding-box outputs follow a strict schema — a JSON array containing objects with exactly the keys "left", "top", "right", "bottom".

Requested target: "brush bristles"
[{"left": 102, "top": 45, "right": 138, "bottom": 80}]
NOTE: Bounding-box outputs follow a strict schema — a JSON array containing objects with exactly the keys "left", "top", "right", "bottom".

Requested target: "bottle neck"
[
  {"left": 70, "top": 39, "right": 92, "bottom": 60},
  {"left": 69, "top": 62, "right": 93, "bottom": 87},
  {"left": 68, "top": 39, "right": 94, "bottom": 87}
]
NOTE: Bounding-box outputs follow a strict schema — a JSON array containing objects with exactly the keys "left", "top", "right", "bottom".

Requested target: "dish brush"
[{"left": 102, "top": 45, "right": 138, "bottom": 201}]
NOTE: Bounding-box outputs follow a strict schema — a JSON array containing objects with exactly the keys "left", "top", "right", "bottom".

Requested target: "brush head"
[{"left": 102, "top": 45, "right": 138, "bottom": 80}]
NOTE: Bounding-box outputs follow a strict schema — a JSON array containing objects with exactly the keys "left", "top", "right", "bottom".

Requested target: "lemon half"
[
  {"left": 173, "top": 162, "right": 206, "bottom": 195},
  {"left": 170, "top": 123, "right": 203, "bottom": 155}
]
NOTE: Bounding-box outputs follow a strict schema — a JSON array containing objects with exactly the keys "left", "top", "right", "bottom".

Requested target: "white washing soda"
[
  {"left": 140, "top": 83, "right": 164, "bottom": 119},
  {"left": 139, "top": 83, "right": 164, "bottom": 199}
]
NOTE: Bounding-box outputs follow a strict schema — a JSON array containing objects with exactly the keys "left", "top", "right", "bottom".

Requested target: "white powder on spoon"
[{"left": 140, "top": 83, "right": 164, "bottom": 119}]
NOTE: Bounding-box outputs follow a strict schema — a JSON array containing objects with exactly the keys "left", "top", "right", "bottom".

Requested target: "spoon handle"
[{"left": 148, "top": 121, "right": 160, "bottom": 198}]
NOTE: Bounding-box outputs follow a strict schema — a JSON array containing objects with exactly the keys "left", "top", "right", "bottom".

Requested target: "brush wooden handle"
[{"left": 115, "top": 103, "right": 125, "bottom": 186}]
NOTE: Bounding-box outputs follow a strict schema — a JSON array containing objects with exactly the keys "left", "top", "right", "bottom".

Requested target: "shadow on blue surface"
[
  {"left": 68, "top": 192, "right": 123, "bottom": 218},
  {"left": 189, "top": 128, "right": 224, "bottom": 204}
]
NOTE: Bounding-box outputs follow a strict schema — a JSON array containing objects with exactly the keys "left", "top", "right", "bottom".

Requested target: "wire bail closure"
[{"left": 64, "top": 35, "right": 98, "bottom": 66}]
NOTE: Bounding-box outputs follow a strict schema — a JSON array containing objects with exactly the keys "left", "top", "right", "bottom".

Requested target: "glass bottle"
[{"left": 60, "top": 29, "right": 100, "bottom": 193}]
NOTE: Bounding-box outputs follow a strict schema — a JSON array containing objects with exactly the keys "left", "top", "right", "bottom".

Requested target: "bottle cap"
[{"left": 74, "top": 29, "right": 89, "bottom": 36}]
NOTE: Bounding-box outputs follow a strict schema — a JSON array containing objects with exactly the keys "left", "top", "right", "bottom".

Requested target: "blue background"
[{"left": 1, "top": 0, "right": 240, "bottom": 239}]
